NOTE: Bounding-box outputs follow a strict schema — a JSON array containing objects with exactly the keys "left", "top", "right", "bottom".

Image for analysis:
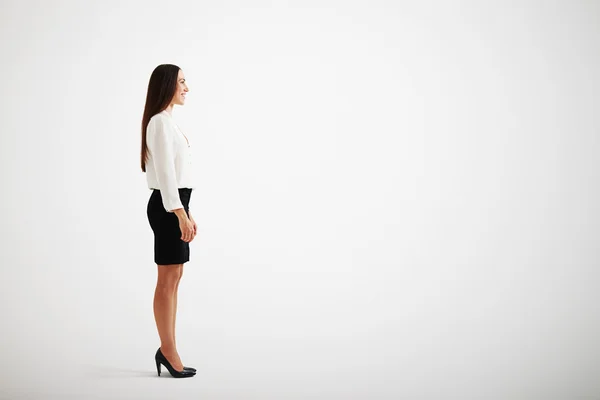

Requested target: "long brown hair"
[{"left": 141, "top": 64, "right": 181, "bottom": 172}]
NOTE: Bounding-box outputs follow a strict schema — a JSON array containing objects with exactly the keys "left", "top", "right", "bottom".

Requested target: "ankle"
[{"left": 160, "top": 345, "right": 177, "bottom": 355}]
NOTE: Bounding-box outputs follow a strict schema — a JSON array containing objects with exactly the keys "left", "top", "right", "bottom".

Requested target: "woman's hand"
[
  {"left": 189, "top": 213, "right": 197, "bottom": 238},
  {"left": 178, "top": 214, "right": 195, "bottom": 242}
]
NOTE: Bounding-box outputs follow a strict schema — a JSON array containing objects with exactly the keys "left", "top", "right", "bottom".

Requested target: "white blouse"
[{"left": 145, "top": 110, "right": 194, "bottom": 212}]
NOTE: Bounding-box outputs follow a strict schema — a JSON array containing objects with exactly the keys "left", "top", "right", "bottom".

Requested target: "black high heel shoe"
[
  {"left": 184, "top": 366, "right": 196, "bottom": 372},
  {"left": 155, "top": 348, "right": 196, "bottom": 378}
]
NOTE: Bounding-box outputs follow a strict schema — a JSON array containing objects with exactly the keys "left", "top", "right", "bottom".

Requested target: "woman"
[{"left": 141, "top": 64, "right": 197, "bottom": 378}]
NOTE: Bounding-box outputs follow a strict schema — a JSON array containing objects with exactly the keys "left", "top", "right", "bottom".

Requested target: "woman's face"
[{"left": 171, "top": 69, "right": 189, "bottom": 106}]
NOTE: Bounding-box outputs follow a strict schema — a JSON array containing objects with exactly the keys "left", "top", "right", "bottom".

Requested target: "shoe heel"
[{"left": 156, "top": 359, "right": 161, "bottom": 376}]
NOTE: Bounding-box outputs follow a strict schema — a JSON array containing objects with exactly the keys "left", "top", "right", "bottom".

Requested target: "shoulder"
[
  {"left": 149, "top": 112, "right": 168, "bottom": 123},
  {"left": 148, "top": 112, "right": 174, "bottom": 129}
]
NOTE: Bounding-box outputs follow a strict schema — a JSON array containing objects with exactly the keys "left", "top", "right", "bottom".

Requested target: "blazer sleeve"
[{"left": 146, "top": 115, "right": 184, "bottom": 212}]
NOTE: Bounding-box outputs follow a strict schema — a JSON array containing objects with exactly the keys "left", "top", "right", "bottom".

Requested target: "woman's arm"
[{"left": 147, "top": 115, "right": 185, "bottom": 214}]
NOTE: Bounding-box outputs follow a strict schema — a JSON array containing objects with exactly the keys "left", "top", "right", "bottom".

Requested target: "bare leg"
[
  {"left": 172, "top": 265, "right": 183, "bottom": 349},
  {"left": 154, "top": 264, "right": 184, "bottom": 371}
]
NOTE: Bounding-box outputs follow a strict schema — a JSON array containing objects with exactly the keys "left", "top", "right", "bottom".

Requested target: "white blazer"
[{"left": 145, "top": 110, "right": 194, "bottom": 212}]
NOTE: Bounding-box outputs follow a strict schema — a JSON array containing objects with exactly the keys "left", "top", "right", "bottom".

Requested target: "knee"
[{"left": 155, "top": 280, "right": 178, "bottom": 294}]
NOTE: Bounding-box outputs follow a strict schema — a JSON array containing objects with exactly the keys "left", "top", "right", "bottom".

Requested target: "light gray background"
[{"left": 0, "top": 0, "right": 598, "bottom": 399}]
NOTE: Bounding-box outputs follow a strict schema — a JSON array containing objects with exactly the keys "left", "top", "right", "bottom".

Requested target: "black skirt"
[{"left": 147, "top": 188, "right": 193, "bottom": 265}]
